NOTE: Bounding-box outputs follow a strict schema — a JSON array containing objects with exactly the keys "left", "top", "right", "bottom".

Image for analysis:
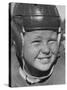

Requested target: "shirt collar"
[{"left": 19, "top": 65, "right": 54, "bottom": 84}]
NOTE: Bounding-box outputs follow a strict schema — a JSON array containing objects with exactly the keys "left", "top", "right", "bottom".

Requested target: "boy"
[{"left": 10, "top": 3, "right": 65, "bottom": 87}]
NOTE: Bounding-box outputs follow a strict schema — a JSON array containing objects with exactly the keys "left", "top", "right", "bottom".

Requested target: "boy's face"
[{"left": 22, "top": 30, "right": 59, "bottom": 71}]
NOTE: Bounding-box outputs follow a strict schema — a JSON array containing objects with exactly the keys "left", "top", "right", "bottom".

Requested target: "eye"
[
  {"left": 48, "top": 39, "right": 57, "bottom": 44},
  {"left": 32, "top": 40, "right": 41, "bottom": 45},
  {"left": 32, "top": 40, "right": 41, "bottom": 43}
]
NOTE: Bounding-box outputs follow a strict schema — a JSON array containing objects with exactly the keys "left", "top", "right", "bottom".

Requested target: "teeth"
[{"left": 36, "top": 58, "right": 50, "bottom": 64}]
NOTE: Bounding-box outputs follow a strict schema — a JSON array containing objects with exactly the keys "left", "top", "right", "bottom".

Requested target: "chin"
[{"left": 34, "top": 62, "right": 53, "bottom": 72}]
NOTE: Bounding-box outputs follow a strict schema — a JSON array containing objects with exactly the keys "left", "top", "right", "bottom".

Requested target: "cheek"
[
  {"left": 49, "top": 42, "right": 59, "bottom": 54},
  {"left": 23, "top": 44, "right": 40, "bottom": 62}
]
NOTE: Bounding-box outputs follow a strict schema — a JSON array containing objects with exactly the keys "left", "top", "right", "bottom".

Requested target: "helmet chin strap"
[
  {"left": 19, "top": 61, "right": 54, "bottom": 85},
  {"left": 57, "top": 27, "right": 61, "bottom": 44}
]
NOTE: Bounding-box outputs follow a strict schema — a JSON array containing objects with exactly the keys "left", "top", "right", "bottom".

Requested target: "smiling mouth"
[{"left": 37, "top": 56, "right": 51, "bottom": 64}]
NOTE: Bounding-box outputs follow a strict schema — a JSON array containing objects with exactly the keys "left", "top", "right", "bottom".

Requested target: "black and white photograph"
[{"left": 9, "top": 2, "right": 65, "bottom": 87}]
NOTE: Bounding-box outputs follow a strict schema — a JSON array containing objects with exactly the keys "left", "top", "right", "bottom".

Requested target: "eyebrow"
[{"left": 33, "top": 35, "right": 42, "bottom": 40}]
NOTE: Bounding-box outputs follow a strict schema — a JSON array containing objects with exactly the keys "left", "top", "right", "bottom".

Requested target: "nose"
[{"left": 41, "top": 42, "right": 50, "bottom": 55}]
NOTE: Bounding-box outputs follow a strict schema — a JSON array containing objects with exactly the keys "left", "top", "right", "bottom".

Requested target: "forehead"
[{"left": 24, "top": 30, "right": 57, "bottom": 41}]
